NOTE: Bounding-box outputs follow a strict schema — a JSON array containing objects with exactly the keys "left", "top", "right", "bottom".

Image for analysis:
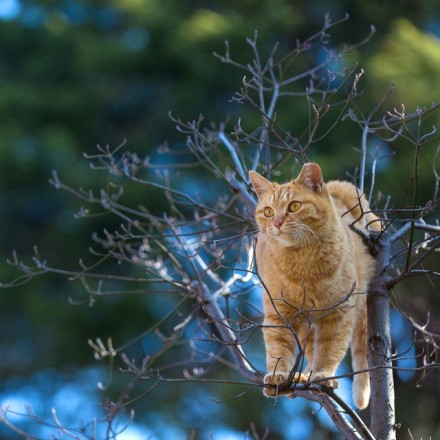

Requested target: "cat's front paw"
[
  {"left": 263, "top": 371, "right": 290, "bottom": 397},
  {"left": 309, "top": 372, "right": 339, "bottom": 389},
  {"left": 263, "top": 371, "right": 308, "bottom": 397}
]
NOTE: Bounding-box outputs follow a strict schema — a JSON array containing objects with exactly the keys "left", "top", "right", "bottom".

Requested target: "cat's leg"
[
  {"left": 300, "top": 324, "right": 315, "bottom": 378},
  {"left": 282, "top": 325, "right": 314, "bottom": 400},
  {"left": 309, "top": 314, "right": 353, "bottom": 389},
  {"left": 263, "top": 313, "right": 307, "bottom": 396}
]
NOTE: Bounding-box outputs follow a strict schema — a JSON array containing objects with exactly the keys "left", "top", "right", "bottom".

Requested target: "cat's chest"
[
  {"left": 255, "top": 237, "right": 350, "bottom": 302},
  {"left": 257, "top": 239, "right": 333, "bottom": 279}
]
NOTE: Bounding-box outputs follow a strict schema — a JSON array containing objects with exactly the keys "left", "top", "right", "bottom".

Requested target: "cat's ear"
[
  {"left": 297, "top": 163, "right": 324, "bottom": 193},
  {"left": 249, "top": 171, "right": 273, "bottom": 197}
]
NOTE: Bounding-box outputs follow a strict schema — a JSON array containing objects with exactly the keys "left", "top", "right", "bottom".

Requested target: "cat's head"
[{"left": 249, "top": 163, "right": 333, "bottom": 247}]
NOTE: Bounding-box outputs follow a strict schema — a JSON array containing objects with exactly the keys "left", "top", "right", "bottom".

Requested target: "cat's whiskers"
[
  {"left": 291, "top": 231, "right": 304, "bottom": 246},
  {"left": 284, "top": 220, "right": 320, "bottom": 247},
  {"left": 297, "top": 223, "right": 321, "bottom": 244},
  {"left": 294, "top": 227, "right": 311, "bottom": 247},
  {"left": 263, "top": 218, "right": 320, "bottom": 248}
]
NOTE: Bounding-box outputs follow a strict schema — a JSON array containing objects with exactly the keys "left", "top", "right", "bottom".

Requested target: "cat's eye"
[
  {"left": 288, "top": 201, "right": 302, "bottom": 213},
  {"left": 263, "top": 207, "right": 274, "bottom": 218}
]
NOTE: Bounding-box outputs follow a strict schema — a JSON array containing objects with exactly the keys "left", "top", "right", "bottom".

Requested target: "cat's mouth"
[
  {"left": 269, "top": 226, "right": 313, "bottom": 248},
  {"left": 269, "top": 227, "right": 285, "bottom": 237},
  {"left": 271, "top": 228, "right": 295, "bottom": 242}
]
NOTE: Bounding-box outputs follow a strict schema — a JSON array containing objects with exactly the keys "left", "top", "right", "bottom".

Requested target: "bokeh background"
[{"left": 0, "top": 0, "right": 440, "bottom": 439}]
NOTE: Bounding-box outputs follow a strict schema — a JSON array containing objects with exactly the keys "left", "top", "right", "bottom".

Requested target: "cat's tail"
[{"left": 351, "top": 305, "right": 370, "bottom": 409}]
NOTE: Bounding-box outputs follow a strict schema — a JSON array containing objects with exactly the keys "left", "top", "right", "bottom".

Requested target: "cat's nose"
[{"left": 273, "top": 216, "right": 284, "bottom": 229}]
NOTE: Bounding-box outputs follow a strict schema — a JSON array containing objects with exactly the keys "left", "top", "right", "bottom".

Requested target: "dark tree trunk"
[{"left": 367, "top": 236, "right": 396, "bottom": 440}]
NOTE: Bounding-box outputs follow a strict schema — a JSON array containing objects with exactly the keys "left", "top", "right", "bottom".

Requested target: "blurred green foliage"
[
  {"left": 1, "top": 0, "right": 440, "bottom": 438},
  {"left": 368, "top": 18, "right": 440, "bottom": 104}
]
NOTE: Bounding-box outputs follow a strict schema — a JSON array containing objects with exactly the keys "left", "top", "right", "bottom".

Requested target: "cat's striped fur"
[{"left": 250, "top": 163, "right": 380, "bottom": 409}]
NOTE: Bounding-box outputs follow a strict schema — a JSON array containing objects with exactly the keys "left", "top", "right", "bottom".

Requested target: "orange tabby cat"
[{"left": 249, "top": 163, "right": 380, "bottom": 409}]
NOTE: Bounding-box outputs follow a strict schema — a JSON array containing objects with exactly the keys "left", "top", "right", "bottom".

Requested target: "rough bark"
[{"left": 367, "top": 236, "right": 396, "bottom": 440}]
